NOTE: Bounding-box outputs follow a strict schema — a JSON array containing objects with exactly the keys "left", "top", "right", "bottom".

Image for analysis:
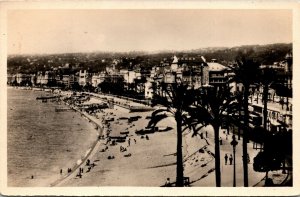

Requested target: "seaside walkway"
[
  {"left": 189, "top": 125, "right": 289, "bottom": 187},
  {"left": 85, "top": 92, "right": 153, "bottom": 112}
]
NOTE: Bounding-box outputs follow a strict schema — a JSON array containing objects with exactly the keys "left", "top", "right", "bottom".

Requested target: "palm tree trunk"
[
  {"left": 238, "top": 103, "right": 241, "bottom": 140},
  {"left": 243, "top": 85, "right": 249, "bottom": 187},
  {"left": 263, "top": 83, "right": 268, "bottom": 131},
  {"left": 175, "top": 112, "right": 184, "bottom": 187},
  {"left": 213, "top": 123, "right": 221, "bottom": 187}
]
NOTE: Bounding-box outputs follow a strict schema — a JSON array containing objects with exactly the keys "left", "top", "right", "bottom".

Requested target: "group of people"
[
  {"left": 224, "top": 153, "right": 250, "bottom": 165},
  {"left": 200, "top": 131, "right": 208, "bottom": 139},
  {"left": 224, "top": 154, "right": 233, "bottom": 165},
  {"left": 59, "top": 167, "right": 74, "bottom": 175}
]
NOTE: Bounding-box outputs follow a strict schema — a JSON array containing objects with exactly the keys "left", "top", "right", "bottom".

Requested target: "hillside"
[{"left": 7, "top": 43, "right": 292, "bottom": 74}]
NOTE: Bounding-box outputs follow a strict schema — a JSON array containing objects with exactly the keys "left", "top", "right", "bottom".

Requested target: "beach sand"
[{"left": 53, "top": 96, "right": 211, "bottom": 187}]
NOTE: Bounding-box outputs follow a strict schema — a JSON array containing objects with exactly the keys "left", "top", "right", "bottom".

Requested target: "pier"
[{"left": 55, "top": 107, "right": 73, "bottom": 112}]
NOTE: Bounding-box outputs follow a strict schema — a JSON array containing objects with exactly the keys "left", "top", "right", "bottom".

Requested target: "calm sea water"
[{"left": 7, "top": 88, "right": 98, "bottom": 187}]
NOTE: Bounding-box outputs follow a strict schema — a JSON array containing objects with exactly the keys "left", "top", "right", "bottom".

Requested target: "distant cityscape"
[{"left": 7, "top": 46, "right": 293, "bottom": 132}]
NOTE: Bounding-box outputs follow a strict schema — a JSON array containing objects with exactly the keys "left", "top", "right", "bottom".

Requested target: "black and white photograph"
[{"left": 0, "top": 1, "right": 299, "bottom": 196}]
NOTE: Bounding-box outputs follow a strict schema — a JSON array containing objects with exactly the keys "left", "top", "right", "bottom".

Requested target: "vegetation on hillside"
[{"left": 7, "top": 43, "right": 292, "bottom": 74}]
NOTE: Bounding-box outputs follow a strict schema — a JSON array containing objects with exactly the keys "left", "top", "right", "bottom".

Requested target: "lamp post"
[{"left": 230, "top": 134, "right": 238, "bottom": 187}]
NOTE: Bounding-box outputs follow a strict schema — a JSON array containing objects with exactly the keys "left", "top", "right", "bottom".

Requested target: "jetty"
[
  {"left": 55, "top": 107, "right": 73, "bottom": 112},
  {"left": 36, "top": 96, "right": 60, "bottom": 100}
]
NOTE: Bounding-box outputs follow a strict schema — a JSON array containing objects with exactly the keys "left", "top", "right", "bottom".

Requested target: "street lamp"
[{"left": 230, "top": 134, "right": 238, "bottom": 187}]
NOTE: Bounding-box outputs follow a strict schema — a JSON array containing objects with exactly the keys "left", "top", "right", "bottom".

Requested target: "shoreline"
[
  {"left": 50, "top": 105, "right": 106, "bottom": 186},
  {"left": 7, "top": 87, "right": 102, "bottom": 187}
]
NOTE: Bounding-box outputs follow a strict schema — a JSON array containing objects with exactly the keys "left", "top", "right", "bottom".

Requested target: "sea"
[{"left": 7, "top": 88, "right": 98, "bottom": 187}]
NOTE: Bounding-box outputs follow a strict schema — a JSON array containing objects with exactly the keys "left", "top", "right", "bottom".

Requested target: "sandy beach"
[{"left": 48, "top": 93, "right": 211, "bottom": 187}]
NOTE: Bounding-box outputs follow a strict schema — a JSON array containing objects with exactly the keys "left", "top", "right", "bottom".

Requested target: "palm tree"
[
  {"left": 147, "top": 80, "right": 197, "bottom": 187},
  {"left": 261, "top": 67, "right": 276, "bottom": 131},
  {"left": 186, "top": 85, "right": 238, "bottom": 187},
  {"left": 260, "top": 66, "right": 277, "bottom": 184},
  {"left": 227, "top": 55, "right": 260, "bottom": 187}
]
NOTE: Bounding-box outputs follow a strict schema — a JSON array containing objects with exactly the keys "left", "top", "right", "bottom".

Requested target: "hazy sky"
[{"left": 8, "top": 9, "right": 292, "bottom": 54}]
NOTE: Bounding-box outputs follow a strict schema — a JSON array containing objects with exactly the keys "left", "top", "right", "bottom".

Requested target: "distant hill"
[{"left": 7, "top": 43, "right": 292, "bottom": 74}]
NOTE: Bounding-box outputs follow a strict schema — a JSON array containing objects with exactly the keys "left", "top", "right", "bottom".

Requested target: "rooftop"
[{"left": 207, "top": 62, "right": 227, "bottom": 71}]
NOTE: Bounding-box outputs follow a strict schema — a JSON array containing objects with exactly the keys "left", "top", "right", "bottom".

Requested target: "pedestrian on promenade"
[
  {"left": 224, "top": 154, "right": 228, "bottom": 165},
  {"left": 242, "top": 154, "right": 250, "bottom": 164},
  {"left": 229, "top": 154, "right": 233, "bottom": 165},
  {"left": 219, "top": 137, "right": 222, "bottom": 145}
]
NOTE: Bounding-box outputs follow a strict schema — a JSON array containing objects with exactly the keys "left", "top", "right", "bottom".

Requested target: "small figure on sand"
[
  {"left": 86, "top": 159, "right": 90, "bottom": 166},
  {"left": 77, "top": 172, "right": 82, "bottom": 178},
  {"left": 146, "top": 135, "right": 149, "bottom": 140},
  {"left": 229, "top": 154, "right": 233, "bottom": 165},
  {"left": 120, "top": 146, "right": 127, "bottom": 152},
  {"left": 224, "top": 154, "right": 228, "bottom": 165},
  {"left": 60, "top": 169, "right": 62, "bottom": 175},
  {"left": 31, "top": 175, "right": 34, "bottom": 179},
  {"left": 165, "top": 178, "right": 171, "bottom": 187},
  {"left": 219, "top": 137, "right": 222, "bottom": 145},
  {"left": 87, "top": 166, "right": 91, "bottom": 172},
  {"left": 128, "top": 138, "right": 131, "bottom": 147},
  {"left": 205, "top": 131, "right": 208, "bottom": 138},
  {"left": 134, "top": 139, "right": 136, "bottom": 144},
  {"left": 200, "top": 133, "right": 203, "bottom": 139}
]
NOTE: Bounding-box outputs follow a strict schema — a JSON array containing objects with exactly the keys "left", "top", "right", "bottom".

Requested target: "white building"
[
  {"left": 79, "top": 70, "right": 87, "bottom": 86},
  {"left": 144, "top": 80, "right": 154, "bottom": 99},
  {"left": 91, "top": 72, "right": 106, "bottom": 87}
]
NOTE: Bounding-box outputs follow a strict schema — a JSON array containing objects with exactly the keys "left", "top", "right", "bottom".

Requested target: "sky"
[{"left": 7, "top": 9, "right": 292, "bottom": 55}]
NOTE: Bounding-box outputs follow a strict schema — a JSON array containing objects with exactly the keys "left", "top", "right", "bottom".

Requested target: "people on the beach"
[
  {"left": 60, "top": 169, "right": 63, "bottom": 175},
  {"left": 120, "top": 146, "right": 127, "bottom": 152},
  {"left": 219, "top": 137, "right": 222, "bottom": 145},
  {"left": 224, "top": 154, "right": 228, "bottom": 165},
  {"left": 134, "top": 139, "right": 136, "bottom": 144},
  {"left": 146, "top": 135, "right": 149, "bottom": 140},
  {"left": 86, "top": 159, "right": 90, "bottom": 166},
  {"left": 87, "top": 166, "right": 91, "bottom": 172},
  {"left": 205, "top": 131, "right": 208, "bottom": 138}
]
